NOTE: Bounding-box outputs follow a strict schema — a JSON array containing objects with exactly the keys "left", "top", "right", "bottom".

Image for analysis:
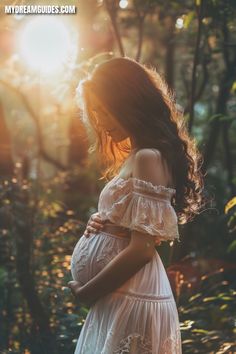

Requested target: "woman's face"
[{"left": 88, "top": 91, "right": 129, "bottom": 143}]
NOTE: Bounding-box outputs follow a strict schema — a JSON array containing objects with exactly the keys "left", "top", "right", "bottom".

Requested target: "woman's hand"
[
  {"left": 67, "top": 281, "right": 95, "bottom": 307},
  {"left": 84, "top": 211, "right": 162, "bottom": 246},
  {"left": 155, "top": 237, "right": 162, "bottom": 247},
  {"left": 84, "top": 212, "right": 105, "bottom": 238}
]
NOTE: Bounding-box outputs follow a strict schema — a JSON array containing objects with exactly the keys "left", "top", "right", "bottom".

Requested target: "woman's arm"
[
  {"left": 68, "top": 229, "right": 156, "bottom": 306},
  {"left": 68, "top": 149, "right": 166, "bottom": 306}
]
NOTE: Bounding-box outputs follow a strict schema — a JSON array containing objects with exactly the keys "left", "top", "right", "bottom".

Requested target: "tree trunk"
[{"left": 0, "top": 100, "right": 14, "bottom": 176}]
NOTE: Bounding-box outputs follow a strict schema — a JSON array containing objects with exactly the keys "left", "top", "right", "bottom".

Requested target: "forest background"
[{"left": 0, "top": 0, "right": 236, "bottom": 353}]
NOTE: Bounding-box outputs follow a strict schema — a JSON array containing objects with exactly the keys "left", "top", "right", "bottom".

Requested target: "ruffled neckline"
[{"left": 114, "top": 175, "right": 176, "bottom": 195}]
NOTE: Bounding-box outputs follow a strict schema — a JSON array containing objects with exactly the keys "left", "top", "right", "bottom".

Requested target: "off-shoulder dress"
[{"left": 70, "top": 155, "right": 182, "bottom": 354}]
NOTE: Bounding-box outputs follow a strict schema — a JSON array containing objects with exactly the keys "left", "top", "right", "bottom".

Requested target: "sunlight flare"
[{"left": 18, "top": 17, "right": 77, "bottom": 73}]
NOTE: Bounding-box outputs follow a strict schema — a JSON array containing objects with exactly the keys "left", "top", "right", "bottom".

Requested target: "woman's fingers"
[
  {"left": 155, "top": 238, "right": 162, "bottom": 246},
  {"left": 89, "top": 225, "right": 98, "bottom": 232},
  {"left": 88, "top": 214, "right": 105, "bottom": 229},
  {"left": 84, "top": 224, "right": 102, "bottom": 238},
  {"left": 92, "top": 213, "right": 102, "bottom": 220},
  {"left": 90, "top": 220, "right": 104, "bottom": 229},
  {"left": 84, "top": 225, "right": 97, "bottom": 237},
  {"left": 67, "top": 281, "right": 79, "bottom": 297},
  {"left": 84, "top": 212, "right": 105, "bottom": 238}
]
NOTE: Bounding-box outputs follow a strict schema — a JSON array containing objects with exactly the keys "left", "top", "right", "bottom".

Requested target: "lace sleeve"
[
  {"left": 109, "top": 177, "right": 180, "bottom": 243},
  {"left": 101, "top": 149, "right": 180, "bottom": 244}
]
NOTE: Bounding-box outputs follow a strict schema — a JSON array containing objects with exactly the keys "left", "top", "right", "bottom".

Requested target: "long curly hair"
[{"left": 76, "top": 56, "right": 208, "bottom": 225}]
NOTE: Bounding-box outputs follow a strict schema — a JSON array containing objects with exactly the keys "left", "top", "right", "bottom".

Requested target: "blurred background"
[{"left": 0, "top": 0, "right": 236, "bottom": 353}]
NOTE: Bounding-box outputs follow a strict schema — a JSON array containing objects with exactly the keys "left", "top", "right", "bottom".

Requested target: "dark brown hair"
[{"left": 77, "top": 56, "right": 208, "bottom": 225}]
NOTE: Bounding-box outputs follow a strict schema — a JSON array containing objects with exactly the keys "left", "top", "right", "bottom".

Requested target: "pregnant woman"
[{"left": 68, "top": 57, "right": 205, "bottom": 353}]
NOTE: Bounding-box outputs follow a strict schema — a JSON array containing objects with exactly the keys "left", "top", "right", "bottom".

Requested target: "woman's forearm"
[{"left": 78, "top": 245, "right": 151, "bottom": 304}]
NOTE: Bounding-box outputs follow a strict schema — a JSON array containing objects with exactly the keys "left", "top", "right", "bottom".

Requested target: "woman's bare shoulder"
[
  {"left": 134, "top": 148, "right": 162, "bottom": 165},
  {"left": 132, "top": 148, "right": 172, "bottom": 187}
]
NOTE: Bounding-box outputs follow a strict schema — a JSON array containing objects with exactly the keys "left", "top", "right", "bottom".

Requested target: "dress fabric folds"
[{"left": 70, "top": 174, "right": 182, "bottom": 353}]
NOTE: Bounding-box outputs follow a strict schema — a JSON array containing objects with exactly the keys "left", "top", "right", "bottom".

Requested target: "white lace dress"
[{"left": 70, "top": 175, "right": 182, "bottom": 354}]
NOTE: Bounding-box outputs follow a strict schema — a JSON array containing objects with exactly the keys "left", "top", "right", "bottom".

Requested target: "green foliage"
[
  {"left": 1, "top": 165, "right": 236, "bottom": 353},
  {"left": 0, "top": 167, "right": 101, "bottom": 353},
  {"left": 227, "top": 240, "right": 236, "bottom": 254},
  {"left": 0, "top": 0, "right": 236, "bottom": 352},
  {"left": 179, "top": 272, "right": 236, "bottom": 353},
  {"left": 183, "top": 11, "right": 195, "bottom": 29},
  {"left": 208, "top": 113, "right": 236, "bottom": 124}
]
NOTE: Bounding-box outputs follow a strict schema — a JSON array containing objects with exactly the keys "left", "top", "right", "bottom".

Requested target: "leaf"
[
  {"left": 183, "top": 11, "right": 195, "bottom": 29},
  {"left": 225, "top": 196, "right": 236, "bottom": 214},
  {"left": 220, "top": 296, "right": 234, "bottom": 301},
  {"left": 203, "top": 296, "right": 218, "bottom": 302},
  {"left": 208, "top": 113, "right": 224, "bottom": 123},
  {"left": 221, "top": 116, "right": 236, "bottom": 123},
  {"left": 189, "top": 293, "right": 202, "bottom": 302},
  {"left": 80, "top": 306, "right": 89, "bottom": 316},
  {"left": 208, "top": 114, "right": 235, "bottom": 124},
  {"left": 231, "top": 81, "right": 236, "bottom": 94},
  {"left": 227, "top": 240, "right": 236, "bottom": 254},
  {"left": 220, "top": 304, "right": 228, "bottom": 310},
  {"left": 192, "top": 328, "right": 209, "bottom": 334},
  {"left": 182, "top": 339, "right": 195, "bottom": 344}
]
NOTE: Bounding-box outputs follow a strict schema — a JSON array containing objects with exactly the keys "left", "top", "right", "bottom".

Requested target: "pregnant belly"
[{"left": 70, "top": 231, "right": 130, "bottom": 286}]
